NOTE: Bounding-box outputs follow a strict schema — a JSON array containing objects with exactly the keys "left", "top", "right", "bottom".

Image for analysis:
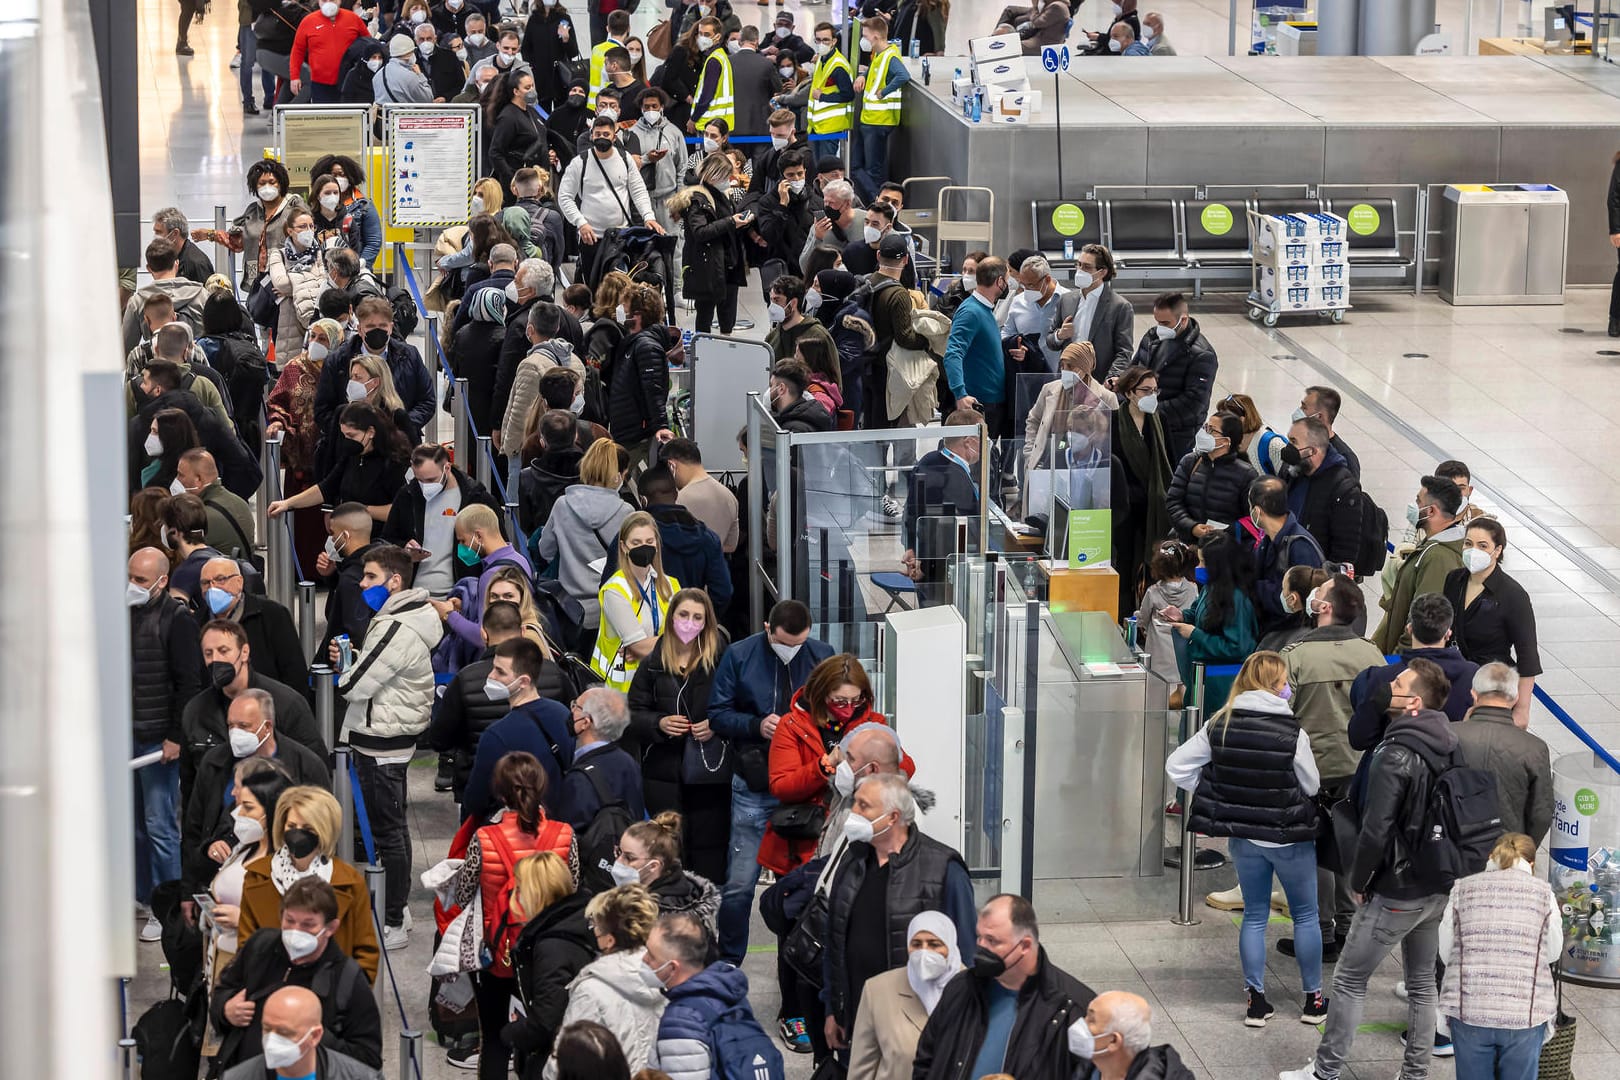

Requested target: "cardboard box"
[
  {"left": 972, "top": 56, "right": 1029, "bottom": 88},
  {"left": 969, "top": 32, "right": 1022, "bottom": 63},
  {"left": 951, "top": 77, "right": 976, "bottom": 102},
  {"left": 990, "top": 107, "right": 1031, "bottom": 125},
  {"left": 999, "top": 89, "right": 1043, "bottom": 114}
]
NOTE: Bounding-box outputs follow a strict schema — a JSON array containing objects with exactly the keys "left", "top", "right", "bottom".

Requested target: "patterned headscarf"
[{"left": 467, "top": 287, "right": 507, "bottom": 325}]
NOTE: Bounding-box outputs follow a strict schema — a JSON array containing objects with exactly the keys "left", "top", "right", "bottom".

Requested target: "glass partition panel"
[{"left": 746, "top": 393, "right": 785, "bottom": 628}]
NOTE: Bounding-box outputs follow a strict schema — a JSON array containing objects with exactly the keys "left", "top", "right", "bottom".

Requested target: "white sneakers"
[
  {"left": 1204, "top": 885, "right": 1292, "bottom": 916},
  {"left": 383, "top": 924, "right": 409, "bottom": 951},
  {"left": 1278, "top": 1062, "right": 1324, "bottom": 1080},
  {"left": 139, "top": 916, "right": 163, "bottom": 943}
]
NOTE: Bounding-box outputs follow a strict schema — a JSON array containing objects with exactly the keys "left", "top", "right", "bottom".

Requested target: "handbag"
[
  {"left": 1538, "top": 966, "right": 1578, "bottom": 1079},
  {"left": 681, "top": 734, "right": 733, "bottom": 785},
  {"left": 1318, "top": 793, "right": 1360, "bottom": 875},
  {"left": 245, "top": 273, "right": 280, "bottom": 328},
  {"left": 781, "top": 839, "right": 848, "bottom": 988},
  {"left": 648, "top": 19, "right": 673, "bottom": 59},
  {"left": 769, "top": 802, "right": 826, "bottom": 841}
]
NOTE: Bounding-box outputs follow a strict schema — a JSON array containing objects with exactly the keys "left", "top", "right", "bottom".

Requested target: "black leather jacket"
[{"left": 1351, "top": 708, "right": 1459, "bottom": 900}]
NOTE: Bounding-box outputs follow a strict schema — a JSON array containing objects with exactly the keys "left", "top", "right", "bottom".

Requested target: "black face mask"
[
  {"left": 627, "top": 544, "right": 657, "bottom": 568},
  {"left": 1279, "top": 444, "right": 1304, "bottom": 468},
  {"left": 284, "top": 827, "right": 320, "bottom": 860},
  {"left": 972, "top": 941, "right": 1021, "bottom": 979},
  {"left": 568, "top": 94, "right": 586, "bottom": 107},
  {"left": 592, "top": 136, "right": 614, "bottom": 153},
  {"left": 363, "top": 327, "right": 390, "bottom": 352},
  {"left": 208, "top": 660, "right": 238, "bottom": 690}
]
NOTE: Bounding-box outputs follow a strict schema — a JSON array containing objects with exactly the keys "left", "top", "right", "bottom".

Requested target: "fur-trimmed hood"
[{"left": 664, "top": 183, "right": 716, "bottom": 217}]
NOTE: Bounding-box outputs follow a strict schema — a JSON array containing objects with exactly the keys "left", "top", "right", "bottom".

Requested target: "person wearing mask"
[
  {"left": 313, "top": 504, "right": 381, "bottom": 663},
  {"left": 500, "top": 852, "right": 596, "bottom": 1078},
  {"left": 538, "top": 439, "right": 635, "bottom": 641},
  {"left": 152, "top": 206, "right": 216, "bottom": 284},
  {"left": 414, "top": 21, "right": 463, "bottom": 102},
  {"left": 728, "top": 26, "right": 781, "bottom": 152},
  {"left": 670, "top": 154, "right": 749, "bottom": 336},
  {"left": 486, "top": 69, "right": 547, "bottom": 191},
  {"left": 1166, "top": 651, "right": 1328, "bottom": 1028},
  {"left": 220, "top": 980, "right": 381, "bottom": 1080},
  {"left": 611, "top": 814, "right": 721, "bottom": 936},
  {"left": 587, "top": 9, "right": 633, "bottom": 106},
  {"left": 268, "top": 401, "right": 409, "bottom": 526},
  {"left": 801, "top": 179, "right": 861, "bottom": 278},
  {"left": 1068, "top": 992, "right": 1195, "bottom": 1080},
  {"left": 1282, "top": 416, "right": 1365, "bottom": 567},
  {"left": 1292, "top": 386, "right": 1360, "bottom": 478},
  {"left": 430, "top": 503, "right": 534, "bottom": 659},
  {"left": 840, "top": 201, "right": 911, "bottom": 287},
  {"left": 663, "top": 438, "right": 739, "bottom": 554},
  {"left": 448, "top": 752, "right": 578, "bottom": 1077},
  {"left": 548, "top": 885, "right": 665, "bottom": 1075},
  {"left": 1108, "top": 22, "right": 1152, "bottom": 54},
  {"left": 315, "top": 296, "right": 435, "bottom": 437},
  {"left": 183, "top": 618, "right": 321, "bottom": 779},
  {"left": 266, "top": 318, "right": 345, "bottom": 572},
  {"left": 424, "top": 601, "right": 526, "bottom": 805},
  {"left": 212, "top": 879, "right": 383, "bottom": 1073},
  {"left": 846, "top": 912, "right": 964, "bottom": 1080},
  {"left": 932, "top": 250, "right": 985, "bottom": 321},
  {"left": 183, "top": 691, "right": 330, "bottom": 912},
  {"left": 174, "top": 451, "right": 256, "bottom": 559},
  {"left": 942, "top": 257, "right": 1011, "bottom": 431},
  {"left": 627, "top": 588, "right": 732, "bottom": 883},
  {"left": 1162, "top": 532, "right": 1258, "bottom": 713},
  {"left": 1281, "top": 660, "right": 1461, "bottom": 1080},
  {"left": 912, "top": 894, "right": 1096, "bottom": 1080},
  {"left": 593, "top": 512, "right": 681, "bottom": 694},
  {"left": 900, "top": 410, "right": 984, "bottom": 602},
  {"left": 333, "top": 545, "right": 441, "bottom": 949},
  {"left": 1259, "top": 565, "right": 1330, "bottom": 654},
  {"left": 604, "top": 284, "right": 675, "bottom": 469},
  {"left": 1214, "top": 392, "right": 1285, "bottom": 478},
  {"left": 686, "top": 15, "right": 737, "bottom": 138},
  {"left": 854, "top": 233, "right": 930, "bottom": 425},
  {"left": 762, "top": 11, "right": 814, "bottom": 68},
  {"left": 128, "top": 546, "right": 203, "bottom": 940},
  {"left": 1249, "top": 476, "right": 1326, "bottom": 637},
  {"left": 1277, "top": 575, "right": 1387, "bottom": 962},
  {"left": 708, "top": 601, "right": 834, "bottom": 961},
  {"left": 130, "top": 357, "right": 256, "bottom": 500},
  {"left": 122, "top": 288, "right": 215, "bottom": 380},
  {"left": 235, "top": 786, "right": 381, "bottom": 984},
  {"left": 288, "top": 1, "right": 371, "bottom": 103},
  {"left": 1454, "top": 664, "right": 1553, "bottom": 843},
  {"left": 1165, "top": 413, "right": 1257, "bottom": 542},
  {"left": 820, "top": 776, "right": 975, "bottom": 1056},
  {"left": 633, "top": 88, "right": 688, "bottom": 235},
  {"left": 756, "top": 150, "right": 815, "bottom": 270},
  {"left": 766, "top": 360, "right": 834, "bottom": 434},
  {"left": 560, "top": 687, "right": 646, "bottom": 836},
  {"left": 1084, "top": 0, "right": 1143, "bottom": 50},
  {"left": 850, "top": 17, "right": 907, "bottom": 202},
  {"left": 765, "top": 273, "right": 834, "bottom": 366},
  {"left": 749, "top": 110, "right": 808, "bottom": 198},
  {"left": 121, "top": 239, "right": 209, "bottom": 353},
  {"left": 645, "top": 911, "right": 777, "bottom": 1079},
  {"left": 558, "top": 116, "right": 664, "bottom": 283},
  {"left": 160, "top": 494, "right": 225, "bottom": 611},
  {"left": 459, "top": 11, "right": 495, "bottom": 68},
  {"left": 193, "top": 161, "right": 306, "bottom": 298},
  {"left": 602, "top": 469, "right": 732, "bottom": 612},
  {"left": 1375, "top": 475, "right": 1467, "bottom": 655},
  {"left": 342, "top": 38, "right": 389, "bottom": 104},
  {"left": 1000, "top": 254, "right": 1067, "bottom": 373},
  {"left": 381, "top": 444, "right": 503, "bottom": 598},
  {"left": 1047, "top": 243, "right": 1135, "bottom": 381},
  {"left": 374, "top": 34, "right": 434, "bottom": 103},
  {"left": 1123, "top": 292, "right": 1215, "bottom": 462},
  {"left": 1444, "top": 518, "right": 1540, "bottom": 726},
  {"left": 1108, "top": 365, "right": 1172, "bottom": 611},
  {"left": 461, "top": 639, "right": 578, "bottom": 822},
  {"left": 1142, "top": 11, "right": 1177, "bottom": 53}
]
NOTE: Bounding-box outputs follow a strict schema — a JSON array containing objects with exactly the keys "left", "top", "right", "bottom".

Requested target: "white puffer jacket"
[
  {"left": 887, "top": 308, "right": 947, "bottom": 426},
  {"left": 265, "top": 245, "right": 329, "bottom": 349},
  {"left": 544, "top": 949, "right": 666, "bottom": 1076},
  {"left": 337, "top": 588, "right": 443, "bottom": 755}
]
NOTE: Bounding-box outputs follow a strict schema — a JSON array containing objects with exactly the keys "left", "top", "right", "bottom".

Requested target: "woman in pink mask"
[{"left": 627, "top": 588, "right": 731, "bottom": 883}]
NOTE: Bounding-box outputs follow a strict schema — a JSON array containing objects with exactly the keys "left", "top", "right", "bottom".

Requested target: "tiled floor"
[{"left": 130, "top": 1, "right": 1620, "bottom": 1077}]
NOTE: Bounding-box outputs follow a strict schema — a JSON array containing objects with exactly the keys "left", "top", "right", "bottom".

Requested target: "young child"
[{"left": 1135, "top": 540, "right": 1201, "bottom": 705}]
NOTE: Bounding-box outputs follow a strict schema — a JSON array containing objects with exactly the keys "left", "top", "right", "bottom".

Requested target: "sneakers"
[
  {"left": 1393, "top": 980, "right": 1408, "bottom": 1001},
  {"left": 880, "top": 495, "right": 902, "bottom": 519},
  {"left": 1300, "top": 991, "right": 1329, "bottom": 1024},
  {"left": 1205, "top": 885, "right": 1244, "bottom": 910},
  {"left": 230, "top": 51, "right": 242, "bottom": 69},
  {"left": 435, "top": 754, "right": 455, "bottom": 792},
  {"left": 446, "top": 1046, "right": 479, "bottom": 1070},
  {"left": 243, "top": 101, "right": 260, "bottom": 115},
  {"left": 1245, "top": 988, "right": 1276, "bottom": 1028},
  {"left": 1279, "top": 936, "right": 1342, "bottom": 962},
  {"left": 777, "top": 1017, "right": 811, "bottom": 1054},
  {"left": 140, "top": 916, "right": 163, "bottom": 943},
  {"left": 1397, "top": 1029, "right": 1454, "bottom": 1057},
  {"left": 1278, "top": 1063, "right": 1326, "bottom": 1080},
  {"left": 383, "top": 924, "right": 409, "bottom": 951}
]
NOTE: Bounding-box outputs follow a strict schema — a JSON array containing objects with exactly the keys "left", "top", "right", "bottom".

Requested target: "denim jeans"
[
  {"left": 1448, "top": 1018, "right": 1546, "bottom": 1080},
  {"left": 352, "top": 754, "right": 411, "bottom": 926},
  {"left": 1229, "top": 837, "right": 1321, "bottom": 994},
  {"left": 132, "top": 742, "right": 182, "bottom": 904},
  {"left": 238, "top": 24, "right": 274, "bottom": 108},
  {"left": 850, "top": 124, "right": 891, "bottom": 204},
  {"left": 718, "top": 776, "right": 777, "bottom": 963},
  {"left": 1312, "top": 892, "right": 1447, "bottom": 1080}
]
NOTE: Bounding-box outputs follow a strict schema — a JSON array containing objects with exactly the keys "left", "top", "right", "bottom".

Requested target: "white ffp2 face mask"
[{"left": 231, "top": 808, "right": 265, "bottom": 843}]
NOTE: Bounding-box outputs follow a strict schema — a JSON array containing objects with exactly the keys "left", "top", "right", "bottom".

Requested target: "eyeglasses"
[
  {"left": 200, "top": 570, "right": 243, "bottom": 588},
  {"left": 827, "top": 695, "right": 864, "bottom": 708}
]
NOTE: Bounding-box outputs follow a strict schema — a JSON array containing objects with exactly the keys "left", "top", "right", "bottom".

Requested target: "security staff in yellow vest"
[
  {"left": 851, "top": 16, "right": 910, "bottom": 203},
  {"left": 779, "top": 21, "right": 855, "bottom": 159},
  {"left": 591, "top": 513, "right": 680, "bottom": 693},
  {"left": 588, "top": 9, "right": 632, "bottom": 109},
  {"left": 685, "top": 16, "right": 736, "bottom": 135}
]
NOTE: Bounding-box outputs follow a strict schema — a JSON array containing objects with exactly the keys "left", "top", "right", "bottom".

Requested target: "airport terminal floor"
[{"left": 124, "top": 1, "right": 1620, "bottom": 1079}]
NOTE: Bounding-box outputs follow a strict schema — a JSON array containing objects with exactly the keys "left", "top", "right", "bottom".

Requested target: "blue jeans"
[
  {"left": 850, "top": 124, "right": 891, "bottom": 203},
  {"left": 1448, "top": 1018, "right": 1546, "bottom": 1080},
  {"left": 238, "top": 24, "right": 274, "bottom": 108},
  {"left": 718, "top": 777, "right": 777, "bottom": 963},
  {"left": 132, "top": 742, "right": 182, "bottom": 904},
  {"left": 1230, "top": 838, "right": 1322, "bottom": 994}
]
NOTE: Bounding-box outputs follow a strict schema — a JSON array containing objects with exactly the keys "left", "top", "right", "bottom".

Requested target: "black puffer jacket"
[
  {"left": 130, "top": 593, "right": 205, "bottom": 747},
  {"left": 1129, "top": 317, "right": 1217, "bottom": 462},
  {"left": 670, "top": 183, "right": 745, "bottom": 303},
  {"left": 452, "top": 317, "right": 508, "bottom": 440},
  {"left": 1351, "top": 708, "right": 1461, "bottom": 901},
  {"left": 626, "top": 647, "right": 719, "bottom": 813},
  {"left": 518, "top": 447, "right": 584, "bottom": 537},
  {"left": 503, "top": 890, "right": 597, "bottom": 1078},
  {"left": 913, "top": 948, "right": 1096, "bottom": 1080},
  {"left": 1164, "top": 450, "right": 1256, "bottom": 540},
  {"left": 424, "top": 651, "right": 573, "bottom": 802},
  {"left": 604, "top": 326, "right": 671, "bottom": 447}
]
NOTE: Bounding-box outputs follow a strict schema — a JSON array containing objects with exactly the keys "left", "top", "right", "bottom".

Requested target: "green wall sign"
[
  {"left": 1347, "top": 203, "right": 1381, "bottom": 236},
  {"left": 1200, "top": 204, "right": 1234, "bottom": 236},
  {"left": 1051, "top": 203, "right": 1086, "bottom": 237}
]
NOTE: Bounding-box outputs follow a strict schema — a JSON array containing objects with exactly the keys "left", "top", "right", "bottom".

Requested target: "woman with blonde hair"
[
  {"left": 591, "top": 512, "right": 681, "bottom": 692},
  {"left": 627, "top": 588, "right": 731, "bottom": 882},
  {"left": 608, "top": 812, "right": 720, "bottom": 935},
  {"left": 547, "top": 885, "right": 666, "bottom": 1076},
  {"left": 1438, "top": 832, "right": 1560, "bottom": 1076},
  {"left": 538, "top": 438, "right": 634, "bottom": 644},
  {"left": 1165, "top": 650, "right": 1325, "bottom": 1029},
  {"left": 505, "top": 851, "right": 595, "bottom": 1080},
  {"left": 486, "top": 565, "right": 558, "bottom": 660}
]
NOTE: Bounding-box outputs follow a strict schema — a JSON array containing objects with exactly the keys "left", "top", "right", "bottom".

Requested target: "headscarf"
[
  {"left": 308, "top": 318, "right": 347, "bottom": 355},
  {"left": 905, "top": 910, "right": 964, "bottom": 1014},
  {"left": 468, "top": 287, "right": 507, "bottom": 324},
  {"left": 814, "top": 268, "right": 859, "bottom": 307}
]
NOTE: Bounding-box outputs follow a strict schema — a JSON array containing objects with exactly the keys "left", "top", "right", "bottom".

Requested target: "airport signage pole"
[{"left": 1040, "top": 45, "right": 1070, "bottom": 199}]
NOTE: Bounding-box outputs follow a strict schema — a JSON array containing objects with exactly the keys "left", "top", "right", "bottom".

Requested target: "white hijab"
[{"left": 904, "top": 910, "right": 964, "bottom": 1015}]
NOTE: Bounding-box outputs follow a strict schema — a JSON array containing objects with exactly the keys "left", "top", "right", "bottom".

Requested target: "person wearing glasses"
[{"left": 195, "top": 557, "right": 309, "bottom": 696}]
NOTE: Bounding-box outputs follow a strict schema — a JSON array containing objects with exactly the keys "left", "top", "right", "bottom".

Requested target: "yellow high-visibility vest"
[
  {"left": 860, "top": 43, "right": 904, "bottom": 127},
  {"left": 588, "top": 39, "right": 618, "bottom": 108},
  {"left": 692, "top": 49, "right": 736, "bottom": 131},
  {"left": 807, "top": 50, "right": 855, "bottom": 135},
  {"left": 590, "top": 571, "right": 681, "bottom": 693}
]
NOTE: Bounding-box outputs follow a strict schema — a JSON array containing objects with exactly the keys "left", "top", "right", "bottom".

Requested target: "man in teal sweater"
[{"left": 941, "top": 255, "right": 1011, "bottom": 435}]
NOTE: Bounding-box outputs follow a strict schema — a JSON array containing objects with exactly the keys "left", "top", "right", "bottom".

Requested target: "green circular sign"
[
  {"left": 1051, "top": 203, "right": 1086, "bottom": 237},
  {"left": 1200, "top": 204, "right": 1234, "bottom": 236},
  {"left": 1347, "top": 203, "right": 1381, "bottom": 236},
  {"left": 1576, "top": 788, "right": 1600, "bottom": 816}
]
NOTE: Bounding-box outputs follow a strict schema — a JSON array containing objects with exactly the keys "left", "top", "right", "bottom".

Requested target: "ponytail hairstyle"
[
  {"left": 1208, "top": 650, "right": 1290, "bottom": 742},
  {"left": 623, "top": 810, "right": 683, "bottom": 874},
  {"left": 1490, "top": 832, "right": 1537, "bottom": 870},
  {"left": 492, "top": 751, "right": 548, "bottom": 833}
]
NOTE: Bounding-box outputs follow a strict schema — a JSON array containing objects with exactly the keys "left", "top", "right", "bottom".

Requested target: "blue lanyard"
[
  {"left": 940, "top": 446, "right": 980, "bottom": 499},
  {"left": 637, "top": 576, "right": 661, "bottom": 635}
]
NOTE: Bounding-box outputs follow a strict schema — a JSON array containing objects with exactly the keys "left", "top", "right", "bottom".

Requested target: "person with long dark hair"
[
  {"left": 267, "top": 402, "right": 409, "bottom": 525},
  {"left": 1110, "top": 364, "right": 1173, "bottom": 612},
  {"left": 552, "top": 1021, "right": 631, "bottom": 1080},
  {"left": 141, "top": 407, "right": 202, "bottom": 491},
  {"left": 520, "top": 2, "right": 580, "bottom": 110},
  {"left": 487, "top": 69, "right": 546, "bottom": 190},
  {"left": 1163, "top": 531, "right": 1258, "bottom": 712},
  {"left": 1444, "top": 518, "right": 1540, "bottom": 726}
]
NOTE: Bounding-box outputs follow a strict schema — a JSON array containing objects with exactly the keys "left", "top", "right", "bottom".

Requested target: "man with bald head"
[
  {"left": 182, "top": 687, "right": 329, "bottom": 896},
  {"left": 1072, "top": 991, "right": 1195, "bottom": 1079},
  {"left": 199, "top": 555, "right": 307, "bottom": 694},
  {"left": 175, "top": 449, "right": 256, "bottom": 558},
  {"left": 128, "top": 546, "right": 204, "bottom": 941}
]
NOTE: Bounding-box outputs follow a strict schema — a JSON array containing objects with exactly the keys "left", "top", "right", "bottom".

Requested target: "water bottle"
[
  {"left": 335, "top": 634, "right": 353, "bottom": 673},
  {"left": 1124, "top": 615, "right": 1139, "bottom": 651},
  {"left": 911, "top": 39, "right": 920, "bottom": 59},
  {"left": 1063, "top": 239, "right": 1074, "bottom": 261},
  {"left": 922, "top": 57, "right": 930, "bottom": 84},
  {"left": 970, "top": 87, "right": 982, "bottom": 123}
]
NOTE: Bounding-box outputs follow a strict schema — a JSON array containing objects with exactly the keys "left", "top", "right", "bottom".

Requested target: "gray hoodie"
[
  {"left": 536, "top": 483, "right": 634, "bottom": 627},
  {"left": 121, "top": 278, "right": 211, "bottom": 352}
]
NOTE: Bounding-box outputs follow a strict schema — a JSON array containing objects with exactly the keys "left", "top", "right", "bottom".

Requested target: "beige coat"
[
  {"left": 846, "top": 967, "right": 930, "bottom": 1080},
  {"left": 500, "top": 341, "right": 586, "bottom": 452},
  {"left": 265, "top": 245, "right": 329, "bottom": 350},
  {"left": 1021, "top": 375, "right": 1118, "bottom": 471}
]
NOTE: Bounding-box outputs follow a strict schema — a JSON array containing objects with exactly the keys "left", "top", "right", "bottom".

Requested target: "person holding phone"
[{"left": 668, "top": 154, "right": 750, "bottom": 335}]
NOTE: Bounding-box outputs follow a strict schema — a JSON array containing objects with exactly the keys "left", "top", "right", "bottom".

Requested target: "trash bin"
[
  {"left": 1438, "top": 183, "right": 1568, "bottom": 305},
  {"left": 1549, "top": 753, "right": 1620, "bottom": 986}
]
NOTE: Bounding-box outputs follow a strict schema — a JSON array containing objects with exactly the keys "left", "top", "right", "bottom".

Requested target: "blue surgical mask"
[
  {"left": 206, "top": 587, "right": 237, "bottom": 616},
  {"left": 361, "top": 583, "right": 391, "bottom": 611}
]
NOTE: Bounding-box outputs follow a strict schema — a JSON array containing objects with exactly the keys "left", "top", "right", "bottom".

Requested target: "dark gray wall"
[{"left": 89, "top": 0, "right": 139, "bottom": 268}]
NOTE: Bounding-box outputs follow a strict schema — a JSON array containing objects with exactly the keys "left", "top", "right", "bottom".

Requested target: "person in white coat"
[
  {"left": 265, "top": 206, "right": 330, "bottom": 352},
  {"left": 547, "top": 884, "right": 667, "bottom": 1077}
]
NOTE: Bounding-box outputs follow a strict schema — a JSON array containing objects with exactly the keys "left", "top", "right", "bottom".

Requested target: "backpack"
[
  {"left": 1329, "top": 470, "right": 1389, "bottom": 576},
  {"left": 568, "top": 759, "right": 635, "bottom": 894},
  {"left": 387, "top": 282, "right": 420, "bottom": 339},
  {"left": 481, "top": 818, "right": 568, "bottom": 978},
  {"left": 1389, "top": 734, "right": 1502, "bottom": 894},
  {"left": 708, "top": 1003, "right": 786, "bottom": 1080},
  {"left": 132, "top": 995, "right": 200, "bottom": 1080}
]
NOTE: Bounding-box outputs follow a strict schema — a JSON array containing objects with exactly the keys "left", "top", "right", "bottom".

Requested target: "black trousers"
[
  {"left": 1611, "top": 249, "right": 1620, "bottom": 321},
  {"left": 177, "top": 0, "right": 203, "bottom": 43},
  {"left": 473, "top": 971, "right": 518, "bottom": 1080},
  {"left": 352, "top": 754, "right": 411, "bottom": 926},
  {"left": 695, "top": 286, "right": 739, "bottom": 335}
]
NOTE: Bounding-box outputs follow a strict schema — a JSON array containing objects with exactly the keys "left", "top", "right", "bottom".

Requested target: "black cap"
[
  {"left": 878, "top": 233, "right": 909, "bottom": 260},
  {"left": 815, "top": 155, "right": 845, "bottom": 176}
]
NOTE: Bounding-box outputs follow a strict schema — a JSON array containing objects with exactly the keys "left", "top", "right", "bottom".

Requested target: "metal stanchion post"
[
  {"left": 313, "top": 662, "right": 335, "bottom": 753},
  {"left": 256, "top": 431, "right": 279, "bottom": 545},
  {"left": 297, "top": 581, "right": 316, "bottom": 660},
  {"left": 213, "top": 205, "right": 229, "bottom": 281},
  {"left": 335, "top": 745, "right": 355, "bottom": 861},
  {"left": 119, "top": 1038, "right": 137, "bottom": 1080},
  {"left": 1170, "top": 664, "right": 1206, "bottom": 927},
  {"left": 366, "top": 864, "right": 388, "bottom": 1009},
  {"left": 475, "top": 434, "right": 493, "bottom": 490},
  {"left": 454, "top": 377, "right": 471, "bottom": 467},
  {"left": 399, "top": 1029, "right": 425, "bottom": 1080}
]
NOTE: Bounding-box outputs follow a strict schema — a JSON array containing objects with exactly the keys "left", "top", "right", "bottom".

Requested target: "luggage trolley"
[{"left": 1245, "top": 209, "right": 1350, "bottom": 327}]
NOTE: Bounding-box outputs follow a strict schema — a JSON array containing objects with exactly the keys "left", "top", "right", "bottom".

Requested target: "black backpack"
[
  {"left": 387, "top": 282, "right": 420, "bottom": 339},
  {"left": 1330, "top": 470, "right": 1389, "bottom": 575},
  {"left": 568, "top": 759, "right": 635, "bottom": 894},
  {"left": 133, "top": 995, "right": 200, "bottom": 1080},
  {"left": 1389, "top": 734, "right": 1502, "bottom": 894}
]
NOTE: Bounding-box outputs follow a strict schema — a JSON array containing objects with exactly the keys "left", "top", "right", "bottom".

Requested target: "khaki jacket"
[{"left": 1281, "top": 624, "right": 1388, "bottom": 781}]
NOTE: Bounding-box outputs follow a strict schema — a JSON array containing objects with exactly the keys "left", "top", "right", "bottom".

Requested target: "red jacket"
[
  {"left": 477, "top": 811, "right": 573, "bottom": 975},
  {"left": 759, "top": 689, "right": 914, "bottom": 874},
  {"left": 290, "top": 8, "right": 370, "bottom": 86}
]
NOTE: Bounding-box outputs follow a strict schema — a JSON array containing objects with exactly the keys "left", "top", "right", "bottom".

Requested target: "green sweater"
[{"left": 1375, "top": 525, "right": 1466, "bottom": 653}]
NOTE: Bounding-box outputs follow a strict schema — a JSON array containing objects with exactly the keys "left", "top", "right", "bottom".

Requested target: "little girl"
[{"left": 1135, "top": 540, "right": 1201, "bottom": 705}]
